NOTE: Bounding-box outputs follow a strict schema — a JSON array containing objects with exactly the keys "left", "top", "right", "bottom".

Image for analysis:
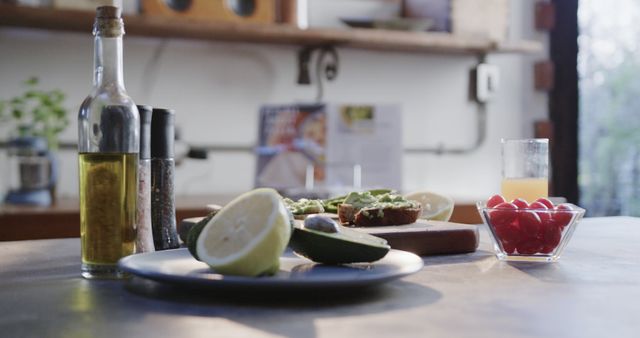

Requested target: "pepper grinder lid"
[
  {"left": 150, "top": 108, "right": 175, "bottom": 159},
  {"left": 138, "top": 105, "right": 152, "bottom": 160}
]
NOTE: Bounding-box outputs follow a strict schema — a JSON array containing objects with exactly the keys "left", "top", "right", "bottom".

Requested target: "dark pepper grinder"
[{"left": 150, "top": 108, "right": 180, "bottom": 250}]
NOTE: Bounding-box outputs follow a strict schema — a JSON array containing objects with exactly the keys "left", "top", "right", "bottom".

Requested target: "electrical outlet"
[{"left": 474, "top": 63, "right": 500, "bottom": 103}]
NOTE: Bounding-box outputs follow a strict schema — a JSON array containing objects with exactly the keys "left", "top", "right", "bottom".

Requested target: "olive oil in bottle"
[
  {"left": 78, "top": 7, "right": 139, "bottom": 279},
  {"left": 79, "top": 153, "right": 137, "bottom": 267}
]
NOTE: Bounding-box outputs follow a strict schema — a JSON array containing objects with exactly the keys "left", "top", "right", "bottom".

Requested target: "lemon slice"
[
  {"left": 404, "top": 191, "right": 455, "bottom": 222},
  {"left": 195, "top": 188, "right": 292, "bottom": 276}
]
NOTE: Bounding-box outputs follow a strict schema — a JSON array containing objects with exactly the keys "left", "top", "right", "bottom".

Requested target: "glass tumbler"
[{"left": 501, "top": 138, "right": 549, "bottom": 202}]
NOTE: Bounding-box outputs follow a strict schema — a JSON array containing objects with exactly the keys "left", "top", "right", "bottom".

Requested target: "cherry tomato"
[
  {"left": 529, "top": 201, "right": 553, "bottom": 227},
  {"left": 519, "top": 210, "right": 542, "bottom": 238},
  {"left": 511, "top": 198, "right": 529, "bottom": 209},
  {"left": 534, "top": 198, "right": 554, "bottom": 209},
  {"left": 494, "top": 219, "right": 523, "bottom": 244},
  {"left": 489, "top": 202, "right": 518, "bottom": 227},
  {"left": 540, "top": 245, "right": 556, "bottom": 254},
  {"left": 528, "top": 201, "right": 548, "bottom": 210},
  {"left": 517, "top": 238, "right": 544, "bottom": 255},
  {"left": 501, "top": 240, "right": 516, "bottom": 254},
  {"left": 487, "top": 194, "right": 507, "bottom": 208},
  {"left": 553, "top": 204, "right": 574, "bottom": 228},
  {"left": 543, "top": 224, "right": 562, "bottom": 249}
]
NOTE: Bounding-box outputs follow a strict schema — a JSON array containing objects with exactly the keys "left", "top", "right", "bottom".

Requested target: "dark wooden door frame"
[{"left": 549, "top": 0, "right": 579, "bottom": 203}]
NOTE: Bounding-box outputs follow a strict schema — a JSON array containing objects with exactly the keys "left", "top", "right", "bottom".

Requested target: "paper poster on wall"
[
  {"left": 325, "top": 104, "right": 402, "bottom": 191},
  {"left": 255, "top": 103, "right": 402, "bottom": 194},
  {"left": 255, "top": 104, "right": 326, "bottom": 190}
]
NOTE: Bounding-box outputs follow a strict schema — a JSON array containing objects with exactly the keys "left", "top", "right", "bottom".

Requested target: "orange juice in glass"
[{"left": 501, "top": 139, "right": 549, "bottom": 202}]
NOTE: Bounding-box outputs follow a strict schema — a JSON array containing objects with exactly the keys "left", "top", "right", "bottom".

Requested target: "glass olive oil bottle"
[{"left": 78, "top": 6, "right": 139, "bottom": 279}]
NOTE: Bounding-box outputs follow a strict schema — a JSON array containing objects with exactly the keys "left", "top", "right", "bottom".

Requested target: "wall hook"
[{"left": 297, "top": 45, "right": 340, "bottom": 102}]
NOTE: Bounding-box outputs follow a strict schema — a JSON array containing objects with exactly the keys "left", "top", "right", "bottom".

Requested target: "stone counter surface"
[{"left": 0, "top": 217, "right": 638, "bottom": 338}]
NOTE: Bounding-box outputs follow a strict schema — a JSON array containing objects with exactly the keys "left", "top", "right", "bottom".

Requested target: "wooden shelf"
[{"left": 0, "top": 4, "right": 543, "bottom": 55}]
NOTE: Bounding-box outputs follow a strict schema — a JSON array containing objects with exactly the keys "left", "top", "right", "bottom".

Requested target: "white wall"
[{"left": 0, "top": 1, "right": 548, "bottom": 200}]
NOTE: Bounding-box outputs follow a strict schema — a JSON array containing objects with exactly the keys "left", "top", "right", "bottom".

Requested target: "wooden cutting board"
[
  {"left": 179, "top": 217, "right": 479, "bottom": 257},
  {"left": 357, "top": 220, "right": 479, "bottom": 256}
]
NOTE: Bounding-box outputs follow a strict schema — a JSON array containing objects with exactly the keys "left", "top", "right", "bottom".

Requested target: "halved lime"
[
  {"left": 195, "top": 188, "right": 292, "bottom": 276},
  {"left": 404, "top": 191, "right": 454, "bottom": 222},
  {"left": 187, "top": 211, "right": 218, "bottom": 261}
]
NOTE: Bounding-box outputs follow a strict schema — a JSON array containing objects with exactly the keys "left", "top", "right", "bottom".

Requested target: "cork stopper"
[
  {"left": 96, "top": 6, "right": 121, "bottom": 19},
  {"left": 93, "top": 6, "right": 124, "bottom": 37}
]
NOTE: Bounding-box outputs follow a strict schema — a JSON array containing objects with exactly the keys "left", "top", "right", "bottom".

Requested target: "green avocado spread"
[
  {"left": 343, "top": 192, "right": 420, "bottom": 218},
  {"left": 283, "top": 198, "right": 325, "bottom": 215}
]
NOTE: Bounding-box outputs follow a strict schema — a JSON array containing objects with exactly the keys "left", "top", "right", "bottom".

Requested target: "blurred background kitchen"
[{"left": 4, "top": 0, "right": 631, "bottom": 239}]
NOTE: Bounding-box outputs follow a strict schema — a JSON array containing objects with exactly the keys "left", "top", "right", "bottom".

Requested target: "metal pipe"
[{"left": 404, "top": 101, "right": 488, "bottom": 155}]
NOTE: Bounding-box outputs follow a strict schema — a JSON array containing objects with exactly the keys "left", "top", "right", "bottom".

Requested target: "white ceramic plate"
[{"left": 118, "top": 248, "right": 423, "bottom": 291}]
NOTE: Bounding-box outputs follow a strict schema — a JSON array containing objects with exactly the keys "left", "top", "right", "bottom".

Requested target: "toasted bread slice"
[
  {"left": 338, "top": 204, "right": 358, "bottom": 224},
  {"left": 338, "top": 203, "right": 422, "bottom": 227}
]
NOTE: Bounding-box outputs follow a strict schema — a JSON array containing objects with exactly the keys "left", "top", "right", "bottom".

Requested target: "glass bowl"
[{"left": 477, "top": 202, "right": 585, "bottom": 262}]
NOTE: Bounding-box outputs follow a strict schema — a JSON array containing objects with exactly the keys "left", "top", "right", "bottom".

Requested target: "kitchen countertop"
[
  {"left": 0, "top": 217, "right": 638, "bottom": 338},
  {"left": 0, "top": 194, "right": 482, "bottom": 241},
  {"left": 0, "top": 195, "right": 236, "bottom": 241}
]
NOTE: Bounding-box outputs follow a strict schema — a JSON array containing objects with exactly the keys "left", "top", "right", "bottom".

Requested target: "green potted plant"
[
  {"left": 0, "top": 77, "right": 69, "bottom": 150},
  {"left": 0, "top": 77, "right": 69, "bottom": 205}
]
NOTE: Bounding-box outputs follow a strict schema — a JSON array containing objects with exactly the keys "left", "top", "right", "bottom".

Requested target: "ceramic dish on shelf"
[{"left": 340, "top": 17, "right": 434, "bottom": 31}]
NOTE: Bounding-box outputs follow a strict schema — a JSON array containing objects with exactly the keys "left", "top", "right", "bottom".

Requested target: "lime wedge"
[
  {"left": 404, "top": 191, "right": 454, "bottom": 222},
  {"left": 195, "top": 188, "right": 292, "bottom": 276}
]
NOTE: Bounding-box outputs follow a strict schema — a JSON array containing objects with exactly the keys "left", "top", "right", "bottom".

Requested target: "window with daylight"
[{"left": 578, "top": 0, "right": 640, "bottom": 216}]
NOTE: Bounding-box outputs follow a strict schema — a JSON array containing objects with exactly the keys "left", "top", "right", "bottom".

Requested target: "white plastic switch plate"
[{"left": 475, "top": 63, "right": 500, "bottom": 103}]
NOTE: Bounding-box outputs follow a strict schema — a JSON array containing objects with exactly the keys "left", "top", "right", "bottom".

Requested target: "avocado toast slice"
[{"left": 338, "top": 191, "right": 422, "bottom": 227}]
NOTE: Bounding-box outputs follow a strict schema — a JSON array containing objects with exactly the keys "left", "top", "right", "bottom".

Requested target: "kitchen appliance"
[{"left": 4, "top": 136, "right": 57, "bottom": 206}]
